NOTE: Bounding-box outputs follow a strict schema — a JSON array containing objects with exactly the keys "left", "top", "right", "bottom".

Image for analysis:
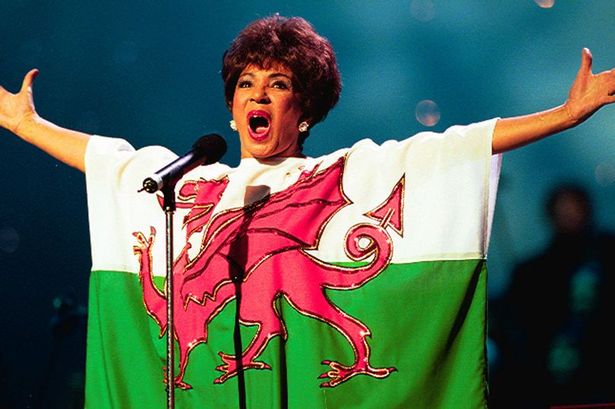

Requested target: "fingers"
[
  {"left": 580, "top": 48, "right": 593, "bottom": 75},
  {"left": 20, "top": 68, "right": 39, "bottom": 93}
]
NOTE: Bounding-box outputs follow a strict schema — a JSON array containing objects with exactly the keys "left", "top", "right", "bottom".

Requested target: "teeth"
[{"left": 249, "top": 116, "right": 270, "bottom": 133}]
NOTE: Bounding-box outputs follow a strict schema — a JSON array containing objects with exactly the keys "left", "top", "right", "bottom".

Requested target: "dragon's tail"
[{"left": 323, "top": 223, "right": 392, "bottom": 289}]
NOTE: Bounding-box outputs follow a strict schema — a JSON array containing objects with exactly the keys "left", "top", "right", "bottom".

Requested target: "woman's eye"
[
  {"left": 237, "top": 80, "right": 252, "bottom": 89},
  {"left": 271, "top": 80, "right": 290, "bottom": 90}
]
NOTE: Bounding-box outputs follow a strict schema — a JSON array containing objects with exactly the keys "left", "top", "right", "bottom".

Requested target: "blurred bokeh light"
[
  {"left": 415, "top": 99, "right": 441, "bottom": 127},
  {"left": 534, "top": 0, "right": 556, "bottom": 9}
]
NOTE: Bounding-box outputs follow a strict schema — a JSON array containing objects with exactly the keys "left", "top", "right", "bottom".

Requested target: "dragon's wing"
[{"left": 180, "top": 157, "right": 349, "bottom": 303}]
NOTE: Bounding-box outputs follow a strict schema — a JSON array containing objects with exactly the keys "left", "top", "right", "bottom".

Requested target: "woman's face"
[{"left": 232, "top": 63, "right": 304, "bottom": 159}]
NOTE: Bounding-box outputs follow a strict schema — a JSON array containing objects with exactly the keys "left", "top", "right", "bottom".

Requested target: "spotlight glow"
[{"left": 415, "top": 100, "right": 441, "bottom": 127}]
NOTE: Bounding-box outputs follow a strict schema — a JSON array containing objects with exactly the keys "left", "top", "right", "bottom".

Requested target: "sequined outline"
[
  {"left": 364, "top": 175, "right": 405, "bottom": 237},
  {"left": 134, "top": 154, "right": 404, "bottom": 388}
]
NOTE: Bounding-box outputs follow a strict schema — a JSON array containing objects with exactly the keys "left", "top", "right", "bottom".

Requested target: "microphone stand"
[
  {"left": 161, "top": 184, "right": 177, "bottom": 409},
  {"left": 139, "top": 134, "right": 226, "bottom": 409}
]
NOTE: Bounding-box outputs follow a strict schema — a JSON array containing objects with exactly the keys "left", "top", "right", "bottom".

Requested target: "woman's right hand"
[
  {"left": 0, "top": 69, "right": 89, "bottom": 172},
  {"left": 0, "top": 69, "right": 39, "bottom": 135}
]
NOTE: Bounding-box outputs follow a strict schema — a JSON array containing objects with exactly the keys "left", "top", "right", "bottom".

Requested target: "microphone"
[{"left": 140, "top": 134, "right": 227, "bottom": 193}]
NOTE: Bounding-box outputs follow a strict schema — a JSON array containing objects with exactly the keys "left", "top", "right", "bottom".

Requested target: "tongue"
[{"left": 255, "top": 126, "right": 268, "bottom": 134}]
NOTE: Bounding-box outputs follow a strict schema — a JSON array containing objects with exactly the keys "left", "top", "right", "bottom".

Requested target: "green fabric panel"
[{"left": 85, "top": 260, "right": 488, "bottom": 409}]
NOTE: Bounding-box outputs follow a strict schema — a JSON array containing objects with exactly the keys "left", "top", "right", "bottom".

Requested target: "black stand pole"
[
  {"left": 139, "top": 133, "right": 227, "bottom": 408},
  {"left": 161, "top": 185, "right": 177, "bottom": 409}
]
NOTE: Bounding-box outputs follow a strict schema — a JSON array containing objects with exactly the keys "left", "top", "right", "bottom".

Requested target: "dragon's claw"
[
  {"left": 174, "top": 379, "right": 193, "bottom": 390},
  {"left": 213, "top": 352, "right": 271, "bottom": 384},
  {"left": 319, "top": 360, "right": 396, "bottom": 387}
]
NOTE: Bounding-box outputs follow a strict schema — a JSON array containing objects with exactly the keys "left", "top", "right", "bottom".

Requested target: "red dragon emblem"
[{"left": 133, "top": 156, "right": 404, "bottom": 389}]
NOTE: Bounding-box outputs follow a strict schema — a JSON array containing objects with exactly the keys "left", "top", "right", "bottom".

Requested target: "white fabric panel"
[{"left": 85, "top": 119, "right": 500, "bottom": 274}]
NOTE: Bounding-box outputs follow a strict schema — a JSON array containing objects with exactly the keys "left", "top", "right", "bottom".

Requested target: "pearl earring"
[
  {"left": 229, "top": 120, "right": 237, "bottom": 131},
  {"left": 298, "top": 121, "right": 309, "bottom": 133}
]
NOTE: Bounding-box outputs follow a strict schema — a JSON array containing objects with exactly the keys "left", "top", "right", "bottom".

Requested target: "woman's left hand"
[
  {"left": 564, "top": 48, "right": 615, "bottom": 124},
  {"left": 493, "top": 48, "right": 615, "bottom": 154}
]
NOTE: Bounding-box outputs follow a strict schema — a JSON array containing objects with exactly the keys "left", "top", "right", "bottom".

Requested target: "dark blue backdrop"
[{"left": 1, "top": 1, "right": 614, "bottom": 407}]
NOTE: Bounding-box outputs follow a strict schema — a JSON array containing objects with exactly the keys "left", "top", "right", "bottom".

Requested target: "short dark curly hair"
[{"left": 222, "top": 15, "right": 342, "bottom": 136}]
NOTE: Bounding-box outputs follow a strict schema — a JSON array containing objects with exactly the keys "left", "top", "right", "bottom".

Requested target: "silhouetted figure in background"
[
  {"left": 34, "top": 291, "right": 87, "bottom": 409},
  {"left": 492, "top": 184, "right": 615, "bottom": 408}
]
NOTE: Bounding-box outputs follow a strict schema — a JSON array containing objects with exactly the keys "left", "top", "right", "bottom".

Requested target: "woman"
[{"left": 1, "top": 15, "right": 614, "bottom": 409}]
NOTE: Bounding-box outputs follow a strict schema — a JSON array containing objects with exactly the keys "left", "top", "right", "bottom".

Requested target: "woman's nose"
[{"left": 250, "top": 86, "right": 270, "bottom": 104}]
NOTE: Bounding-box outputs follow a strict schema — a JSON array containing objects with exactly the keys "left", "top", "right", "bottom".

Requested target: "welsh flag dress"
[{"left": 84, "top": 119, "right": 501, "bottom": 408}]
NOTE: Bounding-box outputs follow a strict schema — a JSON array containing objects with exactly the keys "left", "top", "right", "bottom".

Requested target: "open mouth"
[{"left": 247, "top": 110, "right": 271, "bottom": 140}]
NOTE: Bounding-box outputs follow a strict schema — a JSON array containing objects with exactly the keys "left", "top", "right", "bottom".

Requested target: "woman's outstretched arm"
[
  {"left": 492, "top": 48, "right": 615, "bottom": 154},
  {"left": 0, "top": 69, "right": 90, "bottom": 172}
]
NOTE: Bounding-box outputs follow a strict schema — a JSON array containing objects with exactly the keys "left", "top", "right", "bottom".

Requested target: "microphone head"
[{"left": 193, "top": 134, "right": 227, "bottom": 165}]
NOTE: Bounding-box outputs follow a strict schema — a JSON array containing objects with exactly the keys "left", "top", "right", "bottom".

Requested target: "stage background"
[{"left": 1, "top": 1, "right": 614, "bottom": 407}]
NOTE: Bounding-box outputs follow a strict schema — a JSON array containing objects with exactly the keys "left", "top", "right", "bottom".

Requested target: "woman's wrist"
[
  {"left": 562, "top": 100, "right": 587, "bottom": 128},
  {"left": 13, "top": 111, "right": 42, "bottom": 141}
]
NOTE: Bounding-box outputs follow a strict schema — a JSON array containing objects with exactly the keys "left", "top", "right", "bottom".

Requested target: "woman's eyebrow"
[
  {"left": 268, "top": 73, "right": 292, "bottom": 79},
  {"left": 239, "top": 72, "right": 292, "bottom": 79}
]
